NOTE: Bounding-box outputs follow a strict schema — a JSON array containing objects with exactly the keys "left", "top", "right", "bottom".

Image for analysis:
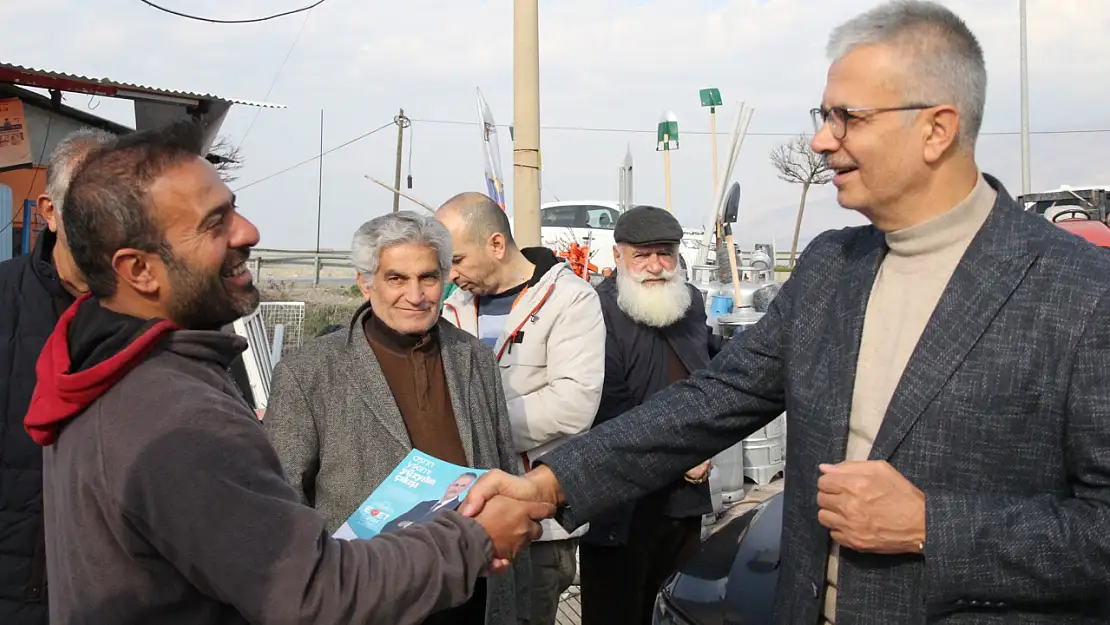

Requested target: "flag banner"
[{"left": 476, "top": 88, "right": 507, "bottom": 210}]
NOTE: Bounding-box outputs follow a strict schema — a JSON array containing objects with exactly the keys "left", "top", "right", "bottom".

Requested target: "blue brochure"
[{"left": 333, "top": 449, "right": 488, "bottom": 540}]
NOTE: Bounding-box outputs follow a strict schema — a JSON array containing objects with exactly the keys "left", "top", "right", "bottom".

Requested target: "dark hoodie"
[{"left": 26, "top": 295, "right": 493, "bottom": 625}]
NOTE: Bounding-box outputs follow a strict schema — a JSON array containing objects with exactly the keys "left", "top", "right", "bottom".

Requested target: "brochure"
[{"left": 333, "top": 449, "right": 488, "bottom": 540}]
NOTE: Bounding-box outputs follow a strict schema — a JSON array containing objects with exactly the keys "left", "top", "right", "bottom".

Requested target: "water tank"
[{"left": 742, "top": 415, "right": 786, "bottom": 486}]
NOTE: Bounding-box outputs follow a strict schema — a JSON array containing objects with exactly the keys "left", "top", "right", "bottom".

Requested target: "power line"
[
  {"left": 234, "top": 114, "right": 1110, "bottom": 194},
  {"left": 238, "top": 9, "right": 314, "bottom": 150},
  {"left": 137, "top": 0, "right": 330, "bottom": 24},
  {"left": 234, "top": 120, "right": 396, "bottom": 192},
  {"left": 409, "top": 117, "right": 1110, "bottom": 138}
]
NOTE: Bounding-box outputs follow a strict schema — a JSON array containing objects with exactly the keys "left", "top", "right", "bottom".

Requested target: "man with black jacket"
[
  {"left": 579, "top": 206, "right": 715, "bottom": 625},
  {"left": 0, "top": 127, "right": 115, "bottom": 625}
]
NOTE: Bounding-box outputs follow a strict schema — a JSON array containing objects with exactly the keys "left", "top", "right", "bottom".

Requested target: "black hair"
[{"left": 63, "top": 119, "right": 207, "bottom": 298}]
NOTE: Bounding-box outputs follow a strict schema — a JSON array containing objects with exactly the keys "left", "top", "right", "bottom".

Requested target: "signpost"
[
  {"left": 656, "top": 110, "right": 679, "bottom": 211},
  {"left": 699, "top": 88, "right": 722, "bottom": 193}
]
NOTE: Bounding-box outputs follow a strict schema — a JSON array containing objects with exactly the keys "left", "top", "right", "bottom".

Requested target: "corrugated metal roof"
[{"left": 0, "top": 62, "right": 285, "bottom": 109}]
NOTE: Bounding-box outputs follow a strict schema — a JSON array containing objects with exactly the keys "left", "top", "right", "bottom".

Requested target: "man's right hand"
[
  {"left": 460, "top": 466, "right": 564, "bottom": 518},
  {"left": 473, "top": 495, "right": 553, "bottom": 569}
]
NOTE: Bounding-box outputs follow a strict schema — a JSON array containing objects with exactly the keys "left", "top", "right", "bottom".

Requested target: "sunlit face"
[
  {"left": 39, "top": 153, "right": 95, "bottom": 295},
  {"left": 37, "top": 194, "right": 85, "bottom": 294},
  {"left": 443, "top": 474, "right": 476, "bottom": 501},
  {"left": 613, "top": 242, "right": 691, "bottom": 328},
  {"left": 151, "top": 157, "right": 261, "bottom": 330},
  {"left": 437, "top": 210, "right": 506, "bottom": 296},
  {"left": 615, "top": 242, "right": 679, "bottom": 283},
  {"left": 358, "top": 243, "right": 444, "bottom": 334},
  {"left": 810, "top": 44, "right": 931, "bottom": 221}
]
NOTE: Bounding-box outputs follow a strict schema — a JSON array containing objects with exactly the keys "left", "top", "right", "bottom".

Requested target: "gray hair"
[
  {"left": 827, "top": 0, "right": 986, "bottom": 150},
  {"left": 44, "top": 127, "right": 117, "bottom": 214},
  {"left": 351, "top": 211, "right": 452, "bottom": 282}
]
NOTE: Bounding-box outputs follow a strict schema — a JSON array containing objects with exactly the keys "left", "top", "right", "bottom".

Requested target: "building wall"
[
  {"left": 0, "top": 98, "right": 121, "bottom": 256},
  {"left": 23, "top": 101, "right": 106, "bottom": 168}
]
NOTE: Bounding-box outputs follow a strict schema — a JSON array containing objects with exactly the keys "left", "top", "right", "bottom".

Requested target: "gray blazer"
[
  {"left": 264, "top": 309, "right": 529, "bottom": 625},
  {"left": 542, "top": 175, "right": 1110, "bottom": 624}
]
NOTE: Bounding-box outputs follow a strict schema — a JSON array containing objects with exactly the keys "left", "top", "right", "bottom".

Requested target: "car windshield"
[{"left": 540, "top": 205, "right": 619, "bottom": 230}]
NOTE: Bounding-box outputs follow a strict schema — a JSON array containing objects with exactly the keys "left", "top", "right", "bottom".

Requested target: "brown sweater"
[
  {"left": 822, "top": 176, "right": 997, "bottom": 624},
  {"left": 364, "top": 313, "right": 467, "bottom": 466}
]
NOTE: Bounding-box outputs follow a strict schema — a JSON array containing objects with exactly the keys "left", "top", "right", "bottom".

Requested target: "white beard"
[{"left": 615, "top": 267, "right": 692, "bottom": 328}]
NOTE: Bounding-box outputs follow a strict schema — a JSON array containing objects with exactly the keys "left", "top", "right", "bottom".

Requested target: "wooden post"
[
  {"left": 726, "top": 232, "right": 742, "bottom": 309},
  {"left": 512, "top": 0, "right": 542, "bottom": 247},
  {"left": 314, "top": 109, "right": 323, "bottom": 287},
  {"left": 663, "top": 133, "right": 672, "bottom": 212},
  {"left": 393, "top": 108, "right": 405, "bottom": 213},
  {"left": 710, "top": 107, "right": 719, "bottom": 197}
]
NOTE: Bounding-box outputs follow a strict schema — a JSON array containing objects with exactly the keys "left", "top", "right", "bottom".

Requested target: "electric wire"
[
  {"left": 409, "top": 117, "right": 1110, "bottom": 138},
  {"left": 238, "top": 9, "right": 314, "bottom": 150},
  {"left": 233, "top": 120, "right": 395, "bottom": 192},
  {"left": 136, "top": 0, "right": 330, "bottom": 24}
]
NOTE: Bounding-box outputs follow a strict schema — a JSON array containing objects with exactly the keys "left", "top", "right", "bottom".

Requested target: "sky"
[{"left": 5, "top": 0, "right": 1110, "bottom": 251}]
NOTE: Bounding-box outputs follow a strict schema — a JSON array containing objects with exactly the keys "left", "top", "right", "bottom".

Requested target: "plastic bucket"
[{"left": 710, "top": 294, "right": 733, "bottom": 316}]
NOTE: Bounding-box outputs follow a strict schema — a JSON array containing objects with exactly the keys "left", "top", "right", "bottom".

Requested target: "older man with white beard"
[{"left": 577, "top": 205, "right": 716, "bottom": 625}]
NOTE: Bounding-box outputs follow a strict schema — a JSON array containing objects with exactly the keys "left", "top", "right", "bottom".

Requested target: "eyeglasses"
[{"left": 810, "top": 104, "right": 937, "bottom": 141}]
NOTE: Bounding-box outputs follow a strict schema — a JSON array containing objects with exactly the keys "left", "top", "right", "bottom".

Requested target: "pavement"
[{"left": 554, "top": 476, "right": 785, "bottom": 625}]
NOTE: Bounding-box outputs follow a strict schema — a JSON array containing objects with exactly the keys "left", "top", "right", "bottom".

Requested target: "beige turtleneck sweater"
[{"left": 821, "top": 175, "right": 997, "bottom": 624}]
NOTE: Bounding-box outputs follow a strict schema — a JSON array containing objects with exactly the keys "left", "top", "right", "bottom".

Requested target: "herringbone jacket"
[{"left": 265, "top": 309, "right": 529, "bottom": 625}]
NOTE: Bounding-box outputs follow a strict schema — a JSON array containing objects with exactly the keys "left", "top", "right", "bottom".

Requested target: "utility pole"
[
  {"left": 512, "top": 0, "right": 541, "bottom": 247},
  {"left": 393, "top": 108, "right": 406, "bottom": 213},
  {"left": 1019, "top": 0, "right": 1031, "bottom": 195},
  {"left": 314, "top": 109, "right": 324, "bottom": 286}
]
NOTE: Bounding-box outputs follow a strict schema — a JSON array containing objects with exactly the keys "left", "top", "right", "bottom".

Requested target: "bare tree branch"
[
  {"left": 772, "top": 134, "right": 833, "bottom": 267},
  {"left": 769, "top": 134, "right": 832, "bottom": 186},
  {"left": 206, "top": 136, "right": 244, "bottom": 184}
]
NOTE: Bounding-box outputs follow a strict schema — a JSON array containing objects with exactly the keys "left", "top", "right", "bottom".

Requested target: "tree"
[
  {"left": 769, "top": 134, "right": 832, "bottom": 266},
  {"left": 206, "top": 135, "right": 244, "bottom": 184}
]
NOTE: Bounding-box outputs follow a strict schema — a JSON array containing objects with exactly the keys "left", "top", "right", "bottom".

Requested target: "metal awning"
[{"left": 0, "top": 62, "right": 285, "bottom": 109}]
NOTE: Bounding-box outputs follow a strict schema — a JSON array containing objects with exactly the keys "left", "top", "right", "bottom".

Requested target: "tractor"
[{"left": 1019, "top": 186, "right": 1110, "bottom": 248}]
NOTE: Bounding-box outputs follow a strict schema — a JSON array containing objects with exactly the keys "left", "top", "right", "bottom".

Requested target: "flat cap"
[{"left": 613, "top": 205, "right": 684, "bottom": 246}]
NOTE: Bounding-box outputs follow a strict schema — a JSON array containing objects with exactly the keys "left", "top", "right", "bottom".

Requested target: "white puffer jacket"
[{"left": 444, "top": 252, "right": 605, "bottom": 540}]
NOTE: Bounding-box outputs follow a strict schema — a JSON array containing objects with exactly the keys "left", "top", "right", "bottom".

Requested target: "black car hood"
[{"left": 659, "top": 492, "right": 783, "bottom": 625}]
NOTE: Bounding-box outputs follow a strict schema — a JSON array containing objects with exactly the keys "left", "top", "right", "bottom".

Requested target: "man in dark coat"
[
  {"left": 578, "top": 205, "right": 714, "bottom": 625},
  {"left": 0, "top": 127, "right": 115, "bottom": 625},
  {"left": 463, "top": 3, "right": 1110, "bottom": 623}
]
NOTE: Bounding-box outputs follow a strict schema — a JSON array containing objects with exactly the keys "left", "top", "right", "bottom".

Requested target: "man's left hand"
[
  {"left": 684, "top": 460, "right": 712, "bottom": 484},
  {"left": 816, "top": 460, "right": 925, "bottom": 555}
]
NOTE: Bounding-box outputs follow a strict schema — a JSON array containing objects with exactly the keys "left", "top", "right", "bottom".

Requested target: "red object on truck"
[
  {"left": 1020, "top": 188, "right": 1110, "bottom": 249},
  {"left": 1052, "top": 219, "right": 1110, "bottom": 248}
]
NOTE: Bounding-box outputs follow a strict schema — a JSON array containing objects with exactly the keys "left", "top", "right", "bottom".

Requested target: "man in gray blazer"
[
  {"left": 462, "top": 2, "right": 1110, "bottom": 623},
  {"left": 266, "top": 212, "right": 529, "bottom": 625}
]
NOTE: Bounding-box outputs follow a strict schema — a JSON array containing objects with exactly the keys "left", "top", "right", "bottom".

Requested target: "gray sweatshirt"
[{"left": 30, "top": 297, "right": 492, "bottom": 625}]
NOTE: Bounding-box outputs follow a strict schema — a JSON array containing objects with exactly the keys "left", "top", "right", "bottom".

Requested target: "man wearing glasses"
[{"left": 459, "top": 1, "right": 1110, "bottom": 623}]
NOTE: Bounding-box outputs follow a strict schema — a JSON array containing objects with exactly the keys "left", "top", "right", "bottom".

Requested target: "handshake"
[{"left": 457, "top": 466, "right": 565, "bottom": 574}]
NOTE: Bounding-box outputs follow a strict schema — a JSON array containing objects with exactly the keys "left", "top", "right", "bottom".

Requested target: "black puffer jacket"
[
  {"left": 581, "top": 273, "right": 716, "bottom": 547},
  {"left": 0, "top": 229, "right": 74, "bottom": 624}
]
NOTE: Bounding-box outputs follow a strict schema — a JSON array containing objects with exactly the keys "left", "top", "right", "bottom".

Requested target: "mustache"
[
  {"left": 221, "top": 248, "right": 251, "bottom": 271},
  {"left": 824, "top": 156, "right": 858, "bottom": 170}
]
